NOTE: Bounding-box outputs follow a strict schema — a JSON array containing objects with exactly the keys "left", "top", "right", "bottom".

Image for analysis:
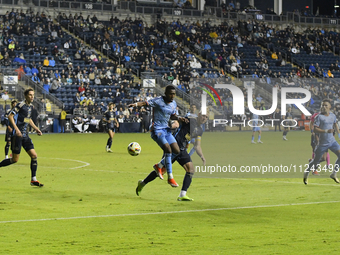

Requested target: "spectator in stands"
[
  {"left": 327, "top": 70, "right": 334, "bottom": 78},
  {"left": 52, "top": 45, "right": 58, "bottom": 56},
  {"left": 309, "top": 64, "right": 316, "bottom": 73},
  {"left": 43, "top": 57, "right": 49, "bottom": 67},
  {"left": 2, "top": 91, "right": 9, "bottom": 103},
  {"left": 49, "top": 57, "right": 56, "bottom": 67},
  {"left": 43, "top": 79, "right": 50, "bottom": 94},
  {"left": 94, "top": 76, "right": 101, "bottom": 85},
  {"left": 78, "top": 83, "right": 85, "bottom": 95},
  {"left": 31, "top": 73, "right": 40, "bottom": 83},
  {"left": 50, "top": 79, "right": 61, "bottom": 93},
  {"left": 66, "top": 74, "right": 73, "bottom": 86}
]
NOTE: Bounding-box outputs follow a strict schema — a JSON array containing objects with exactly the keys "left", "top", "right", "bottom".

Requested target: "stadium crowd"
[{"left": 1, "top": 4, "right": 340, "bottom": 130}]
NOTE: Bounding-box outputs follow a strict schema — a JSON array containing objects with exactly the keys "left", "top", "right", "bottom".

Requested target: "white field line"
[
  {"left": 0, "top": 200, "right": 339, "bottom": 224},
  {"left": 39, "top": 157, "right": 90, "bottom": 169}
]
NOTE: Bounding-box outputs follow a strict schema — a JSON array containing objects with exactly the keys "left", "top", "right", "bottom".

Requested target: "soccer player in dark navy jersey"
[
  {"left": 0, "top": 88, "right": 43, "bottom": 187},
  {"left": 136, "top": 112, "right": 208, "bottom": 201},
  {"left": 3, "top": 99, "right": 17, "bottom": 159},
  {"left": 103, "top": 102, "right": 119, "bottom": 152}
]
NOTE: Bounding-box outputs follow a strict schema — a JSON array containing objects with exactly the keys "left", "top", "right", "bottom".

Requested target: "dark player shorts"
[
  {"left": 5, "top": 131, "right": 11, "bottom": 142},
  {"left": 174, "top": 150, "right": 192, "bottom": 167},
  {"left": 108, "top": 127, "right": 116, "bottom": 132},
  {"left": 11, "top": 136, "right": 34, "bottom": 154}
]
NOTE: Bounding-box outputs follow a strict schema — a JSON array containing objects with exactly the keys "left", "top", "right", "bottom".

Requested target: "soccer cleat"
[
  {"left": 283, "top": 136, "right": 288, "bottom": 141},
  {"left": 312, "top": 170, "right": 320, "bottom": 176},
  {"left": 177, "top": 195, "right": 194, "bottom": 201},
  {"left": 330, "top": 173, "right": 340, "bottom": 183},
  {"left": 153, "top": 164, "right": 164, "bottom": 180},
  {"left": 136, "top": 180, "right": 144, "bottom": 196},
  {"left": 30, "top": 180, "right": 44, "bottom": 187},
  {"left": 106, "top": 146, "right": 112, "bottom": 153},
  {"left": 168, "top": 178, "right": 179, "bottom": 187},
  {"left": 303, "top": 171, "right": 309, "bottom": 185},
  {"left": 257, "top": 140, "right": 263, "bottom": 144},
  {"left": 251, "top": 141, "right": 256, "bottom": 144}
]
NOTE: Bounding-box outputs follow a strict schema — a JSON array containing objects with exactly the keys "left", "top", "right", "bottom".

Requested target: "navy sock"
[
  {"left": 283, "top": 130, "right": 288, "bottom": 136},
  {"left": 181, "top": 172, "right": 193, "bottom": 191},
  {"left": 143, "top": 171, "right": 158, "bottom": 185},
  {"left": 5, "top": 144, "right": 9, "bottom": 156},
  {"left": 31, "top": 158, "right": 38, "bottom": 178},
  {"left": 0, "top": 158, "right": 14, "bottom": 167},
  {"left": 107, "top": 138, "right": 112, "bottom": 148}
]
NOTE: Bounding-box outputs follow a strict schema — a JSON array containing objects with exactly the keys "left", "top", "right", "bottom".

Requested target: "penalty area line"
[{"left": 0, "top": 200, "right": 339, "bottom": 224}]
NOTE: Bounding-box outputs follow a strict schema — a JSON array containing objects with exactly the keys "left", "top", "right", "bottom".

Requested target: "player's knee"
[
  {"left": 186, "top": 168, "right": 194, "bottom": 175},
  {"left": 31, "top": 154, "right": 37, "bottom": 159},
  {"left": 172, "top": 147, "right": 180, "bottom": 155}
]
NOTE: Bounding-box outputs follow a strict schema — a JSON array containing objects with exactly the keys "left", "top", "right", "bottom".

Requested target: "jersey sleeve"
[
  {"left": 146, "top": 97, "right": 158, "bottom": 108},
  {"left": 313, "top": 114, "right": 320, "bottom": 127},
  {"left": 11, "top": 102, "right": 24, "bottom": 116}
]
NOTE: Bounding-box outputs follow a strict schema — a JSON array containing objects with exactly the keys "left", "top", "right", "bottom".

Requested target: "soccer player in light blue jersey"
[
  {"left": 303, "top": 99, "right": 340, "bottom": 185},
  {"left": 251, "top": 110, "right": 263, "bottom": 144},
  {"left": 129, "top": 85, "right": 188, "bottom": 187}
]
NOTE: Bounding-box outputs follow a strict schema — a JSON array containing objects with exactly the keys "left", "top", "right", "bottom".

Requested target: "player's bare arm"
[
  {"left": 194, "top": 137, "right": 205, "bottom": 166},
  {"left": 128, "top": 102, "right": 147, "bottom": 108},
  {"left": 314, "top": 126, "right": 334, "bottom": 134},
  {"left": 29, "top": 119, "right": 42, "bottom": 136},
  {"left": 8, "top": 113, "right": 22, "bottom": 137}
]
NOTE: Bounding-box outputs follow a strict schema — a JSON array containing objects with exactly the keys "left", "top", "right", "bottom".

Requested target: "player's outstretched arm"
[
  {"left": 29, "top": 119, "right": 42, "bottom": 136},
  {"left": 194, "top": 137, "right": 205, "bottom": 166},
  {"left": 128, "top": 102, "right": 147, "bottom": 108}
]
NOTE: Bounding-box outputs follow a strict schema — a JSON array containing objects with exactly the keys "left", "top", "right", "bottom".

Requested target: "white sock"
[
  {"left": 5, "top": 155, "right": 8, "bottom": 159},
  {"left": 32, "top": 176, "right": 37, "bottom": 181},
  {"left": 179, "top": 190, "right": 186, "bottom": 197},
  {"left": 168, "top": 173, "right": 173, "bottom": 179},
  {"left": 158, "top": 162, "right": 164, "bottom": 169}
]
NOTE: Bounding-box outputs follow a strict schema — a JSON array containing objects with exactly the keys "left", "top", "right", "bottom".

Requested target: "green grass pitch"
[{"left": 0, "top": 131, "right": 340, "bottom": 254}]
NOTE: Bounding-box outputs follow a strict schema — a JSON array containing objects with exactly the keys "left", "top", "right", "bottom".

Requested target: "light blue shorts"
[{"left": 151, "top": 128, "right": 177, "bottom": 148}]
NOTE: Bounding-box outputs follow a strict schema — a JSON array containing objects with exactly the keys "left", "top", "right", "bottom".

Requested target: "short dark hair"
[
  {"left": 24, "top": 87, "right": 34, "bottom": 96},
  {"left": 11, "top": 99, "right": 17, "bottom": 104},
  {"left": 322, "top": 99, "right": 332, "bottom": 105},
  {"left": 165, "top": 85, "right": 176, "bottom": 94}
]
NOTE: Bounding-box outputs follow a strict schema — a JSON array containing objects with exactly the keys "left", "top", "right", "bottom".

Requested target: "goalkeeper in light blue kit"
[
  {"left": 303, "top": 99, "right": 340, "bottom": 185},
  {"left": 129, "top": 85, "right": 188, "bottom": 187}
]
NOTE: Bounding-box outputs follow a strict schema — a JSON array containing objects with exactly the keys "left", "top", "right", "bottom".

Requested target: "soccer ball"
[{"left": 127, "top": 142, "right": 141, "bottom": 156}]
